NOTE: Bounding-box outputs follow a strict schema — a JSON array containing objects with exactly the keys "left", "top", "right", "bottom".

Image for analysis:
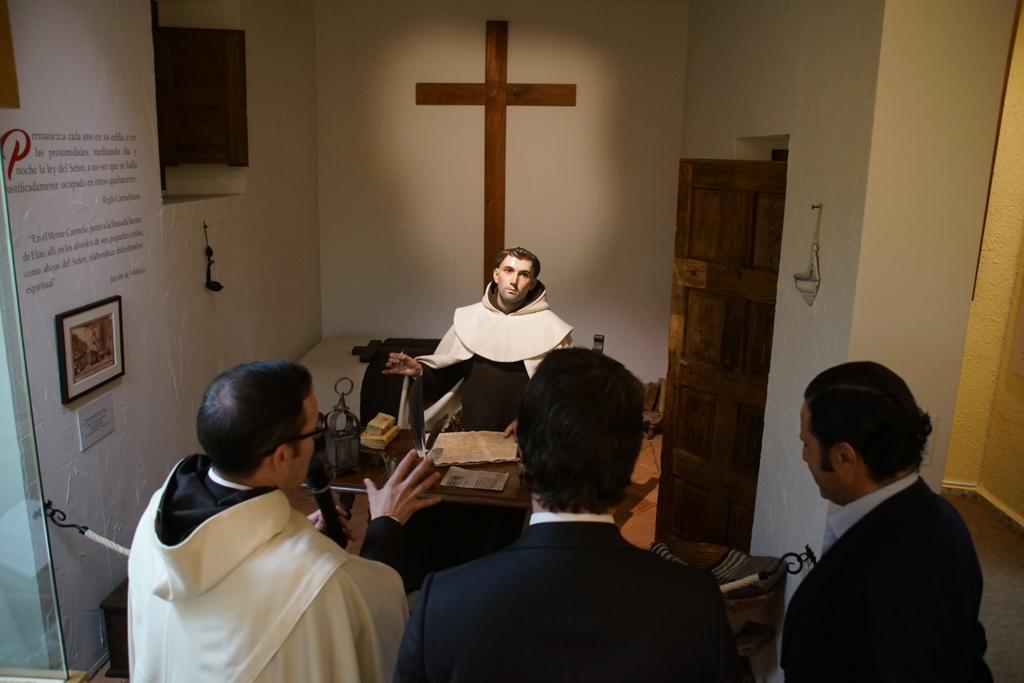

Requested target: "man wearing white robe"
[
  {"left": 128, "top": 360, "right": 440, "bottom": 683},
  {"left": 386, "top": 246, "right": 572, "bottom": 432},
  {"left": 381, "top": 247, "right": 572, "bottom": 589}
]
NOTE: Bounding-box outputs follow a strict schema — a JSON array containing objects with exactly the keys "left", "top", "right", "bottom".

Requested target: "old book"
[
  {"left": 360, "top": 423, "right": 398, "bottom": 449},
  {"left": 365, "top": 412, "right": 396, "bottom": 435}
]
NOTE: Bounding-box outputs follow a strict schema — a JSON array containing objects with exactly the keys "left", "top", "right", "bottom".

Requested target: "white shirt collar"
[
  {"left": 529, "top": 511, "right": 615, "bottom": 525},
  {"left": 822, "top": 472, "right": 919, "bottom": 554},
  {"left": 208, "top": 467, "right": 253, "bottom": 491}
]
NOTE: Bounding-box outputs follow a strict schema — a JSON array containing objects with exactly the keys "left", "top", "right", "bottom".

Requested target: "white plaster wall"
[
  {"left": 682, "top": 0, "right": 884, "bottom": 632},
  {"left": 848, "top": 0, "right": 1016, "bottom": 491},
  {"left": 315, "top": 0, "right": 688, "bottom": 382},
  {"left": 0, "top": 0, "right": 320, "bottom": 669},
  {"left": 683, "top": 1, "right": 1015, "bottom": 681},
  {"left": 1, "top": 2, "right": 166, "bottom": 667},
  {"left": 240, "top": 0, "right": 322, "bottom": 359}
]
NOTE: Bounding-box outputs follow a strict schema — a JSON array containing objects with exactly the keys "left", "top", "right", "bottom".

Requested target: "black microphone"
[{"left": 306, "top": 439, "right": 348, "bottom": 549}]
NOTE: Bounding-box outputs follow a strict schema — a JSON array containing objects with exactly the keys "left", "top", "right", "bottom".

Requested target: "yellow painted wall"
[
  {"left": 946, "top": 12, "right": 1024, "bottom": 523},
  {"left": 978, "top": 240, "right": 1024, "bottom": 524}
]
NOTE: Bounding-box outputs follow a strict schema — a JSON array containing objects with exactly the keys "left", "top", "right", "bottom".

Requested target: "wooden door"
[{"left": 655, "top": 159, "right": 786, "bottom": 552}]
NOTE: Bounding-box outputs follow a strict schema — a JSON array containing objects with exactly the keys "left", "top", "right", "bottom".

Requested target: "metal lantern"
[{"left": 323, "top": 377, "right": 361, "bottom": 473}]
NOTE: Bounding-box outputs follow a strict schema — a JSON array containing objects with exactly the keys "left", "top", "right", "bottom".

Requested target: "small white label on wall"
[{"left": 77, "top": 393, "right": 114, "bottom": 451}]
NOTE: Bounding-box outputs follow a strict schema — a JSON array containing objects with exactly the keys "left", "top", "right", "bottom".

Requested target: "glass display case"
[{"left": 0, "top": 156, "right": 68, "bottom": 677}]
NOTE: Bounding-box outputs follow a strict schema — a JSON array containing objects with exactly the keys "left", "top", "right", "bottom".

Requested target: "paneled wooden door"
[{"left": 655, "top": 159, "right": 786, "bottom": 552}]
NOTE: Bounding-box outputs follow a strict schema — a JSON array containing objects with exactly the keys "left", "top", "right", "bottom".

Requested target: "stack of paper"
[
  {"left": 439, "top": 466, "right": 510, "bottom": 492},
  {"left": 432, "top": 431, "right": 519, "bottom": 465}
]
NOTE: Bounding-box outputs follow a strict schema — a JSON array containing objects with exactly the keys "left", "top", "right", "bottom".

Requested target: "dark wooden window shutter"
[
  {"left": 0, "top": 0, "right": 19, "bottom": 108},
  {"left": 154, "top": 27, "right": 248, "bottom": 167}
]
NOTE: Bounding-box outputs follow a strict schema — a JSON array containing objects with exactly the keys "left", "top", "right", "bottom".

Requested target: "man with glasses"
[{"left": 128, "top": 360, "right": 441, "bottom": 683}]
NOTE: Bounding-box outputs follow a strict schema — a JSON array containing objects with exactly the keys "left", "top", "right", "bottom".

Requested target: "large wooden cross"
[{"left": 417, "top": 20, "right": 577, "bottom": 285}]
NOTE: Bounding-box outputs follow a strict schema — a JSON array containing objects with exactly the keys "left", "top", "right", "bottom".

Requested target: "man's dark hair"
[
  {"left": 804, "top": 361, "right": 932, "bottom": 482},
  {"left": 493, "top": 246, "right": 541, "bottom": 277},
  {"left": 517, "top": 348, "right": 644, "bottom": 512},
  {"left": 196, "top": 360, "right": 312, "bottom": 476}
]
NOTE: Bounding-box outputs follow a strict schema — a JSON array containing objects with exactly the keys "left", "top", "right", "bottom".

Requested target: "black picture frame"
[{"left": 55, "top": 295, "right": 124, "bottom": 405}]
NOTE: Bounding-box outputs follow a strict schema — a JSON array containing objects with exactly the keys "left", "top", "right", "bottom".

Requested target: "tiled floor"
[
  {"left": 945, "top": 493, "right": 1024, "bottom": 683},
  {"left": 615, "top": 435, "right": 661, "bottom": 549}
]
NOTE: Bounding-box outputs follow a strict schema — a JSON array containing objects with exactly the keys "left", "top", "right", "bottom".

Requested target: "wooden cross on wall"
[{"left": 417, "top": 20, "right": 577, "bottom": 285}]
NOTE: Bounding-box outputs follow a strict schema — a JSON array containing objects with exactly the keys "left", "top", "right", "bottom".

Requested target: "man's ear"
[
  {"left": 266, "top": 443, "right": 300, "bottom": 472},
  {"left": 830, "top": 442, "right": 859, "bottom": 472},
  {"left": 493, "top": 267, "right": 500, "bottom": 283},
  {"left": 264, "top": 445, "right": 286, "bottom": 473}
]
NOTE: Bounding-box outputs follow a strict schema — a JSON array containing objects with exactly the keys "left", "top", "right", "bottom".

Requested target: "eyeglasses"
[{"left": 261, "top": 413, "right": 328, "bottom": 456}]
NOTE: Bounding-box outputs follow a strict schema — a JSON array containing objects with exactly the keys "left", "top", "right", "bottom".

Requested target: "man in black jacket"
[
  {"left": 394, "top": 348, "right": 742, "bottom": 683},
  {"left": 782, "top": 361, "right": 991, "bottom": 682}
]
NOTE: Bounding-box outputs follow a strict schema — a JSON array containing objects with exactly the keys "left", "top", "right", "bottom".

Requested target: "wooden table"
[{"left": 329, "top": 430, "right": 532, "bottom": 510}]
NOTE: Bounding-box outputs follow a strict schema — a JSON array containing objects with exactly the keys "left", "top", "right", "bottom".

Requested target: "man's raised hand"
[{"left": 365, "top": 450, "right": 442, "bottom": 525}]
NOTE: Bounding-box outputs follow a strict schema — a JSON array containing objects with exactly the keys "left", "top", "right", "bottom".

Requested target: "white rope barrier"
[
  {"left": 718, "top": 572, "right": 762, "bottom": 594},
  {"left": 84, "top": 529, "right": 130, "bottom": 557},
  {"left": 44, "top": 500, "right": 130, "bottom": 557}
]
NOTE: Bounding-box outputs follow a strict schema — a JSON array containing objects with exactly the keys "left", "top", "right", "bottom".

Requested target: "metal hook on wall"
[
  {"left": 203, "top": 221, "right": 224, "bottom": 292},
  {"left": 781, "top": 544, "right": 818, "bottom": 574},
  {"left": 793, "top": 204, "right": 822, "bottom": 305}
]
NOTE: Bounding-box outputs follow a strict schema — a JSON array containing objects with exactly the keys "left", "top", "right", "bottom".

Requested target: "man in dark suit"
[
  {"left": 782, "top": 361, "right": 991, "bottom": 682},
  {"left": 394, "top": 348, "right": 742, "bottom": 683}
]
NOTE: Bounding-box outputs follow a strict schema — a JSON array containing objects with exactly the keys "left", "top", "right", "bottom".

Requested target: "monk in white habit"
[
  {"left": 382, "top": 247, "right": 572, "bottom": 589},
  {"left": 385, "top": 246, "right": 572, "bottom": 432},
  {"left": 128, "top": 360, "right": 440, "bottom": 682}
]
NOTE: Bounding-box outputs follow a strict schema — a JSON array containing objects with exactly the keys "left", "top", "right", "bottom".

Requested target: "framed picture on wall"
[{"left": 55, "top": 295, "right": 124, "bottom": 404}]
